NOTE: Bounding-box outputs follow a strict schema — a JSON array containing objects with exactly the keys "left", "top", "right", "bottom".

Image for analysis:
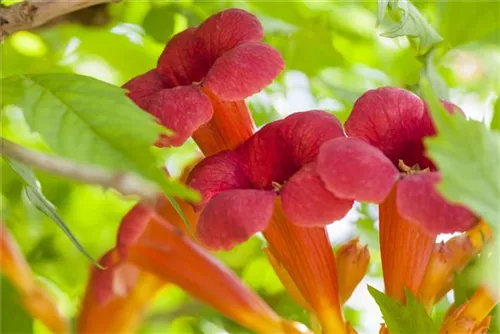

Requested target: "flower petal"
[
  {"left": 148, "top": 86, "right": 213, "bottom": 146},
  {"left": 157, "top": 27, "right": 210, "bottom": 86},
  {"left": 279, "top": 110, "right": 345, "bottom": 165},
  {"left": 91, "top": 249, "right": 140, "bottom": 306},
  {"left": 197, "top": 189, "right": 276, "bottom": 250},
  {"left": 235, "top": 110, "right": 344, "bottom": 189},
  {"left": 397, "top": 172, "right": 479, "bottom": 234},
  {"left": 122, "top": 69, "right": 171, "bottom": 110},
  {"left": 203, "top": 42, "right": 284, "bottom": 100},
  {"left": 127, "top": 214, "right": 305, "bottom": 334},
  {"left": 188, "top": 151, "right": 251, "bottom": 207},
  {"left": 281, "top": 163, "right": 353, "bottom": 226},
  {"left": 345, "top": 87, "right": 433, "bottom": 168},
  {"left": 116, "top": 204, "right": 153, "bottom": 252},
  {"left": 236, "top": 120, "right": 293, "bottom": 189},
  {"left": 317, "top": 137, "right": 399, "bottom": 203},
  {"left": 196, "top": 8, "right": 264, "bottom": 61}
]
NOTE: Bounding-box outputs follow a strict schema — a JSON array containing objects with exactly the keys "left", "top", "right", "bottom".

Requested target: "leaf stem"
[{"left": 0, "top": 137, "right": 160, "bottom": 204}]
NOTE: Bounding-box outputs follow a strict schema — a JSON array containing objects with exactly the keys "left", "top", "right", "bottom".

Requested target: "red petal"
[
  {"left": 236, "top": 110, "right": 344, "bottom": 189},
  {"left": 345, "top": 87, "right": 434, "bottom": 168},
  {"left": 397, "top": 172, "right": 479, "bottom": 234},
  {"left": 281, "top": 163, "right": 353, "bottom": 226},
  {"left": 317, "top": 137, "right": 399, "bottom": 203},
  {"left": 236, "top": 120, "right": 292, "bottom": 189},
  {"left": 92, "top": 250, "right": 141, "bottom": 306},
  {"left": 148, "top": 86, "right": 213, "bottom": 146},
  {"left": 188, "top": 151, "right": 251, "bottom": 207},
  {"left": 157, "top": 27, "right": 210, "bottom": 86},
  {"left": 116, "top": 204, "right": 153, "bottom": 251},
  {"left": 279, "top": 110, "right": 345, "bottom": 165},
  {"left": 122, "top": 69, "right": 171, "bottom": 110},
  {"left": 197, "top": 189, "right": 276, "bottom": 250},
  {"left": 196, "top": 8, "right": 263, "bottom": 61},
  {"left": 203, "top": 42, "right": 284, "bottom": 100}
]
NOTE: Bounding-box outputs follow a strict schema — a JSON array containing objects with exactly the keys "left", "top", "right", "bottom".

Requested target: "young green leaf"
[
  {"left": 1, "top": 73, "right": 199, "bottom": 202},
  {"left": 422, "top": 79, "right": 500, "bottom": 229},
  {"left": 380, "top": 1, "right": 443, "bottom": 53},
  {"left": 368, "top": 286, "right": 437, "bottom": 334},
  {"left": 5, "top": 158, "right": 102, "bottom": 267}
]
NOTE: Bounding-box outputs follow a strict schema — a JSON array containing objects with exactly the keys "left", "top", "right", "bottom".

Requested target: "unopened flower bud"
[
  {"left": 419, "top": 242, "right": 454, "bottom": 310},
  {"left": 439, "top": 286, "right": 498, "bottom": 334},
  {"left": 336, "top": 238, "right": 370, "bottom": 304}
]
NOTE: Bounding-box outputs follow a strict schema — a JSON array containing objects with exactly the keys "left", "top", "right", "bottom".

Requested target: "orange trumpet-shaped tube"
[
  {"left": 379, "top": 186, "right": 436, "bottom": 304},
  {"left": 0, "top": 223, "right": 68, "bottom": 334},
  {"left": 263, "top": 200, "right": 346, "bottom": 334},
  {"left": 126, "top": 212, "right": 309, "bottom": 334},
  {"left": 78, "top": 267, "right": 164, "bottom": 333},
  {"left": 192, "top": 88, "right": 255, "bottom": 157}
]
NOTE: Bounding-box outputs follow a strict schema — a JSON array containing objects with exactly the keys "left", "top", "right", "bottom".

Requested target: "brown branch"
[
  {"left": 0, "top": 0, "right": 118, "bottom": 39},
  {"left": 0, "top": 137, "right": 159, "bottom": 203}
]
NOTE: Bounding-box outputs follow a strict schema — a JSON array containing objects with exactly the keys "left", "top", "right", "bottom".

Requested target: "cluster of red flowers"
[
  {"left": 104, "top": 8, "right": 487, "bottom": 334},
  {"left": 4, "top": 8, "right": 491, "bottom": 334}
]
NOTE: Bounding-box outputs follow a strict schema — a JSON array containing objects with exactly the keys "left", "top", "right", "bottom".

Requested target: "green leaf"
[
  {"left": 0, "top": 73, "right": 199, "bottom": 202},
  {"left": 5, "top": 158, "right": 102, "bottom": 267},
  {"left": 381, "top": 1, "right": 443, "bottom": 53},
  {"left": 0, "top": 275, "right": 34, "bottom": 334},
  {"left": 439, "top": 1, "right": 500, "bottom": 46},
  {"left": 422, "top": 79, "right": 500, "bottom": 228},
  {"left": 368, "top": 286, "right": 437, "bottom": 334}
]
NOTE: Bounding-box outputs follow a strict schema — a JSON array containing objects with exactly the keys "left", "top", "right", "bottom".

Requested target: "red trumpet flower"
[
  {"left": 312, "top": 87, "right": 479, "bottom": 302},
  {"left": 188, "top": 110, "right": 353, "bottom": 333},
  {"left": 188, "top": 110, "right": 353, "bottom": 249},
  {"left": 124, "top": 9, "right": 283, "bottom": 154}
]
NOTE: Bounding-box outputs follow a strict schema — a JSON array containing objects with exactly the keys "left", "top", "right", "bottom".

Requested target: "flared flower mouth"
[
  {"left": 123, "top": 9, "right": 284, "bottom": 147},
  {"left": 187, "top": 110, "right": 354, "bottom": 249},
  {"left": 313, "top": 87, "right": 479, "bottom": 234}
]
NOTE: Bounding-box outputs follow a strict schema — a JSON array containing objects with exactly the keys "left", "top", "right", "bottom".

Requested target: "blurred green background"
[{"left": 1, "top": 1, "right": 499, "bottom": 333}]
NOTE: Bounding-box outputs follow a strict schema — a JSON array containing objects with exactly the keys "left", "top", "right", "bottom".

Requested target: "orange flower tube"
[{"left": 1, "top": 223, "right": 68, "bottom": 334}]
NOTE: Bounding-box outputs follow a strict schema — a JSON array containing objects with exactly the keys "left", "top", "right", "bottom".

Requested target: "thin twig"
[
  {"left": 0, "top": 0, "right": 119, "bottom": 39},
  {"left": 0, "top": 137, "right": 159, "bottom": 203}
]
